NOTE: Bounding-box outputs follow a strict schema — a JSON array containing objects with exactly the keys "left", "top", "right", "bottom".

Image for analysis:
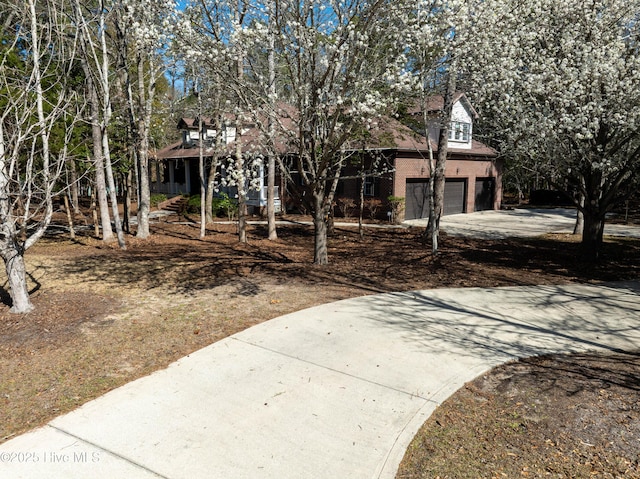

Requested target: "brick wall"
[{"left": 393, "top": 153, "right": 503, "bottom": 221}]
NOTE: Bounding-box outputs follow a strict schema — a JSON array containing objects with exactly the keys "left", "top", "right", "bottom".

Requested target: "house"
[
  {"left": 337, "top": 93, "right": 502, "bottom": 221},
  {"left": 153, "top": 116, "right": 282, "bottom": 214},
  {"left": 154, "top": 93, "right": 501, "bottom": 221}
]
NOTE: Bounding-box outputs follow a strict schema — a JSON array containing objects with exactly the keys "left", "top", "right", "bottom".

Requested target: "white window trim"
[{"left": 449, "top": 121, "right": 471, "bottom": 143}]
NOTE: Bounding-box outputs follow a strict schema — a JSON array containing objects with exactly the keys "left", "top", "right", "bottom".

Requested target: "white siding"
[
  {"left": 451, "top": 100, "right": 473, "bottom": 124},
  {"left": 224, "top": 126, "right": 236, "bottom": 144},
  {"left": 427, "top": 98, "right": 474, "bottom": 150},
  {"left": 447, "top": 100, "right": 473, "bottom": 150}
]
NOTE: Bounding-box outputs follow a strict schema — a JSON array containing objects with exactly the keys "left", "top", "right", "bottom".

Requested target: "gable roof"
[
  {"left": 407, "top": 92, "right": 479, "bottom": 120},
  {"left": 156, "top": 99, "right": 494, "bottom": 161},
  {"left": 177, "top": 116, "right": 235, "bottom": 130},
  {"left": 359, "top": 115, "right": 496, "bottom": 158}
]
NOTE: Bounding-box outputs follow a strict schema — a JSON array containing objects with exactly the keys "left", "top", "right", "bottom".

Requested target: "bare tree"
[
  {"left": 73, "top": 0, "right": 126, "bottom": 248},
  {"left": 0, "top": 0, "right": 81, "bottom": 312}
]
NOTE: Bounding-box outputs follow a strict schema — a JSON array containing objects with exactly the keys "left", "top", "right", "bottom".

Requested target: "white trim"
[{"left": 449, "top": 121, "right": 471, "bottom": 143}]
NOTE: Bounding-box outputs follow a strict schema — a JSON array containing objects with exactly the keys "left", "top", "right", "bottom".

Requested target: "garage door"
[
  {"left": 475, "top": 178, "right": 495, "bottom": 211},
  {"left": 406, "top": 179, "right": 466, "bottom": 219},
  {"left": 405, "top": 180, "right": 430, "bottom": 220},
  {"left": 443, "top": 179, "right": 466, "bottom": 215}
]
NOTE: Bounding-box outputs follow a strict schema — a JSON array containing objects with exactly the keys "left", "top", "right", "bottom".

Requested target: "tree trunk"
[
  {"left": 427, "top": 65, "right": 456, "bottom": 255},
  {"left": 198, "top": 109, "right": 206, "bottom": 238},
  {"left": 137, "top": 147, "right": 151, "bottom": 239},
  {"left": 266, "top": 15, "right": 278, "bottom": 241},
  {"left": 103, "top": 128, "right": 127, "bottom": 249},
  {"left": 267, "top": 156, "right": 277, "bottom": 240},
  {"left": 87, "top": 81, "right": 114, "bottom": 243},
  {"left": 91, "top": 186, "right": 100, "bottom": 237},
  {"left": 64, "top": 194, "right": 76, "bottom": 240},
  {"left": 136, "top": 55, "right": 152, "bottom": 239},
  {"left": 358, "top": 174, "right": 365, "bottom": 240},
  {"left": 573, "top": 198, "right": 585, "bottom": 235},
  {"left": 573, "top": 177, "right": 586, "bottom": 235},
  {"left": 327, "top": 207, "right": 335, "bottom": 237},
  {"left": 205, "top": 158, "right": 218, "bottom": 224},
  {"left": 0, "top": 123, "right": 33, "bottom": 313},
  {"left": 1, "top": 247, "right": 33, "bottom": 313},
  {"left": 581, "top": 210, "right": 605, "bottom": 262},
  {"left": 313, "top": 195, "right": 329, "bottom": 265},
  {"left": 234, "top": 5, "right": 248, "bottom": 244},
  {"left": 422, "top": 83, "right": 436, "bottom": 242},
  {"left": 234, "top": 125, "right": 248, "bottom": 243},
  {"left": 431, "top": 157, "right": 446, "bottom": 254},
  {"left": 69, "top": 158, "right": 80, "bottom": 214},
  {"left": 123, "top": 171, "right": 132, "bottom": 234},
  {"left": 136, "top": 151, "right": 151, "bottom": 239},
  {"left": 236, "top": 155, "right": 248, "bottom": 243}
]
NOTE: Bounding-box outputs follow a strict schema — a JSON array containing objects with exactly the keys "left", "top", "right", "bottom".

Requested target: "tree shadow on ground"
[
  {"left": 358, "top": 281, "right": 640, "bottom": 363},
  {"left": 514, "top": 351, "right": 640, "bottom": 394},
  {"left": 46, "top": 223, "right": 640, "bottom": 301}
]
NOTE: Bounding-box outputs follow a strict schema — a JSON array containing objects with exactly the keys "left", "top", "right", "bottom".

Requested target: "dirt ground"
[{"left": 1, "top": 213, "right": 639, "bottom": 477}]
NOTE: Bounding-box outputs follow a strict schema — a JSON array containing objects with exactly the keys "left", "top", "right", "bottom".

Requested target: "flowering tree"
[
  {"left": 176, "top": 1, "right": 409, "bottom": 257},
  {"left": 407, "top": 0, "right": 475, "bottom": 254},
  {"left": 269, "top": 0, "right": 410, "bottom": 264},
  {"left": 176, "top": 0, "right": 256, "bottom": 242},
  {"left": 1, "top": 0, "right": 82, "bottom": 312},
  {"left": 466, "top": 0, "right": 640, "bottom": 260},
  {"left": 116, "top": 0, "right": 176, "bottom": 239}
]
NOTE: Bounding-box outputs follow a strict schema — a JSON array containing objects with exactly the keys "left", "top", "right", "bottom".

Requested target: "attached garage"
[
  {"left": 405, "top": 180, "right": 430, "bottom": 220},
  {"left": 405, "top": 178, "right": 466, "bottom": 219},
  {"left": 443, "top": 179, "right": 466, "bottom": 215},
  {"left": 475, "top": 178, "right": 495, "bottom": 211}
]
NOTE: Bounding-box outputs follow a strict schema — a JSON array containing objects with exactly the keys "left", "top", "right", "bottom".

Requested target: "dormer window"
[{"left": 449, "top": 121, "right": 470, "bottom": 143}]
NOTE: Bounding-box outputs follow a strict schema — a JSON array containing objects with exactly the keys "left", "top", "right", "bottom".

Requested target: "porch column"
[
  {"left": 169, "top": 161, "right": 176, "bottom": 195},
  {"left": 185, "top": 160, "right": 192, "bottom": 194}
]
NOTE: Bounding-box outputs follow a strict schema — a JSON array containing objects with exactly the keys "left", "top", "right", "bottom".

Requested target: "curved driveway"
[
  {"left": 2, "top": 210, "right": 640, "bottom": 479},
  {"left": 409, "top": 207, "right": 640, "bottom": 239}
]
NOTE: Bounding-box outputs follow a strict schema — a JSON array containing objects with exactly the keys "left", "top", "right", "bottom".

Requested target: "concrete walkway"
[{"left": 2, "top": 281, "right": 640, "bottom": 479}]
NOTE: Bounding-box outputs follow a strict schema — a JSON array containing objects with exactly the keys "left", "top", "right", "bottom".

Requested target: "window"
[
  {"left": 364, "top": 177, "right": 376, "bottom": 196},
  {"left": 449, "top": 122, "right": 471, "bottom": 142}
]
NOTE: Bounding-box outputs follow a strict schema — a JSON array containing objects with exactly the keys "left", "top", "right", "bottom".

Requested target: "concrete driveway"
[
  {"left": 2, "top": 281, "right": 640, "bottom": 479},
  {"left": 3, "top": 208, "right": 640, "bottom": 479},
  {"left": 405, "top": 208, "right": 640, "bottom": 239}
]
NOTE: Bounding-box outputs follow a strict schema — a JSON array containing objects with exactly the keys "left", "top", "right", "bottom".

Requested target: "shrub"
[
  {"left": 336, "top": 197, "right": 356, "bottom": 218},
  {"left": 186, "top": 195, "right": 201, "bottom": 214},
  {"left": 387, "top": 196, "right": 405, "bottom": 223},
  {"left": 150, "top": 193, "right": 167, "bottom": 208},
  {"left": 185, "top": 193, "right": 238, "bottom": 220},
  {"left": 364, "top": 197, "right": 382, "bottom": 220},
  {"left": 214, "top": 192, "right": 238, "bottom": 221}
]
